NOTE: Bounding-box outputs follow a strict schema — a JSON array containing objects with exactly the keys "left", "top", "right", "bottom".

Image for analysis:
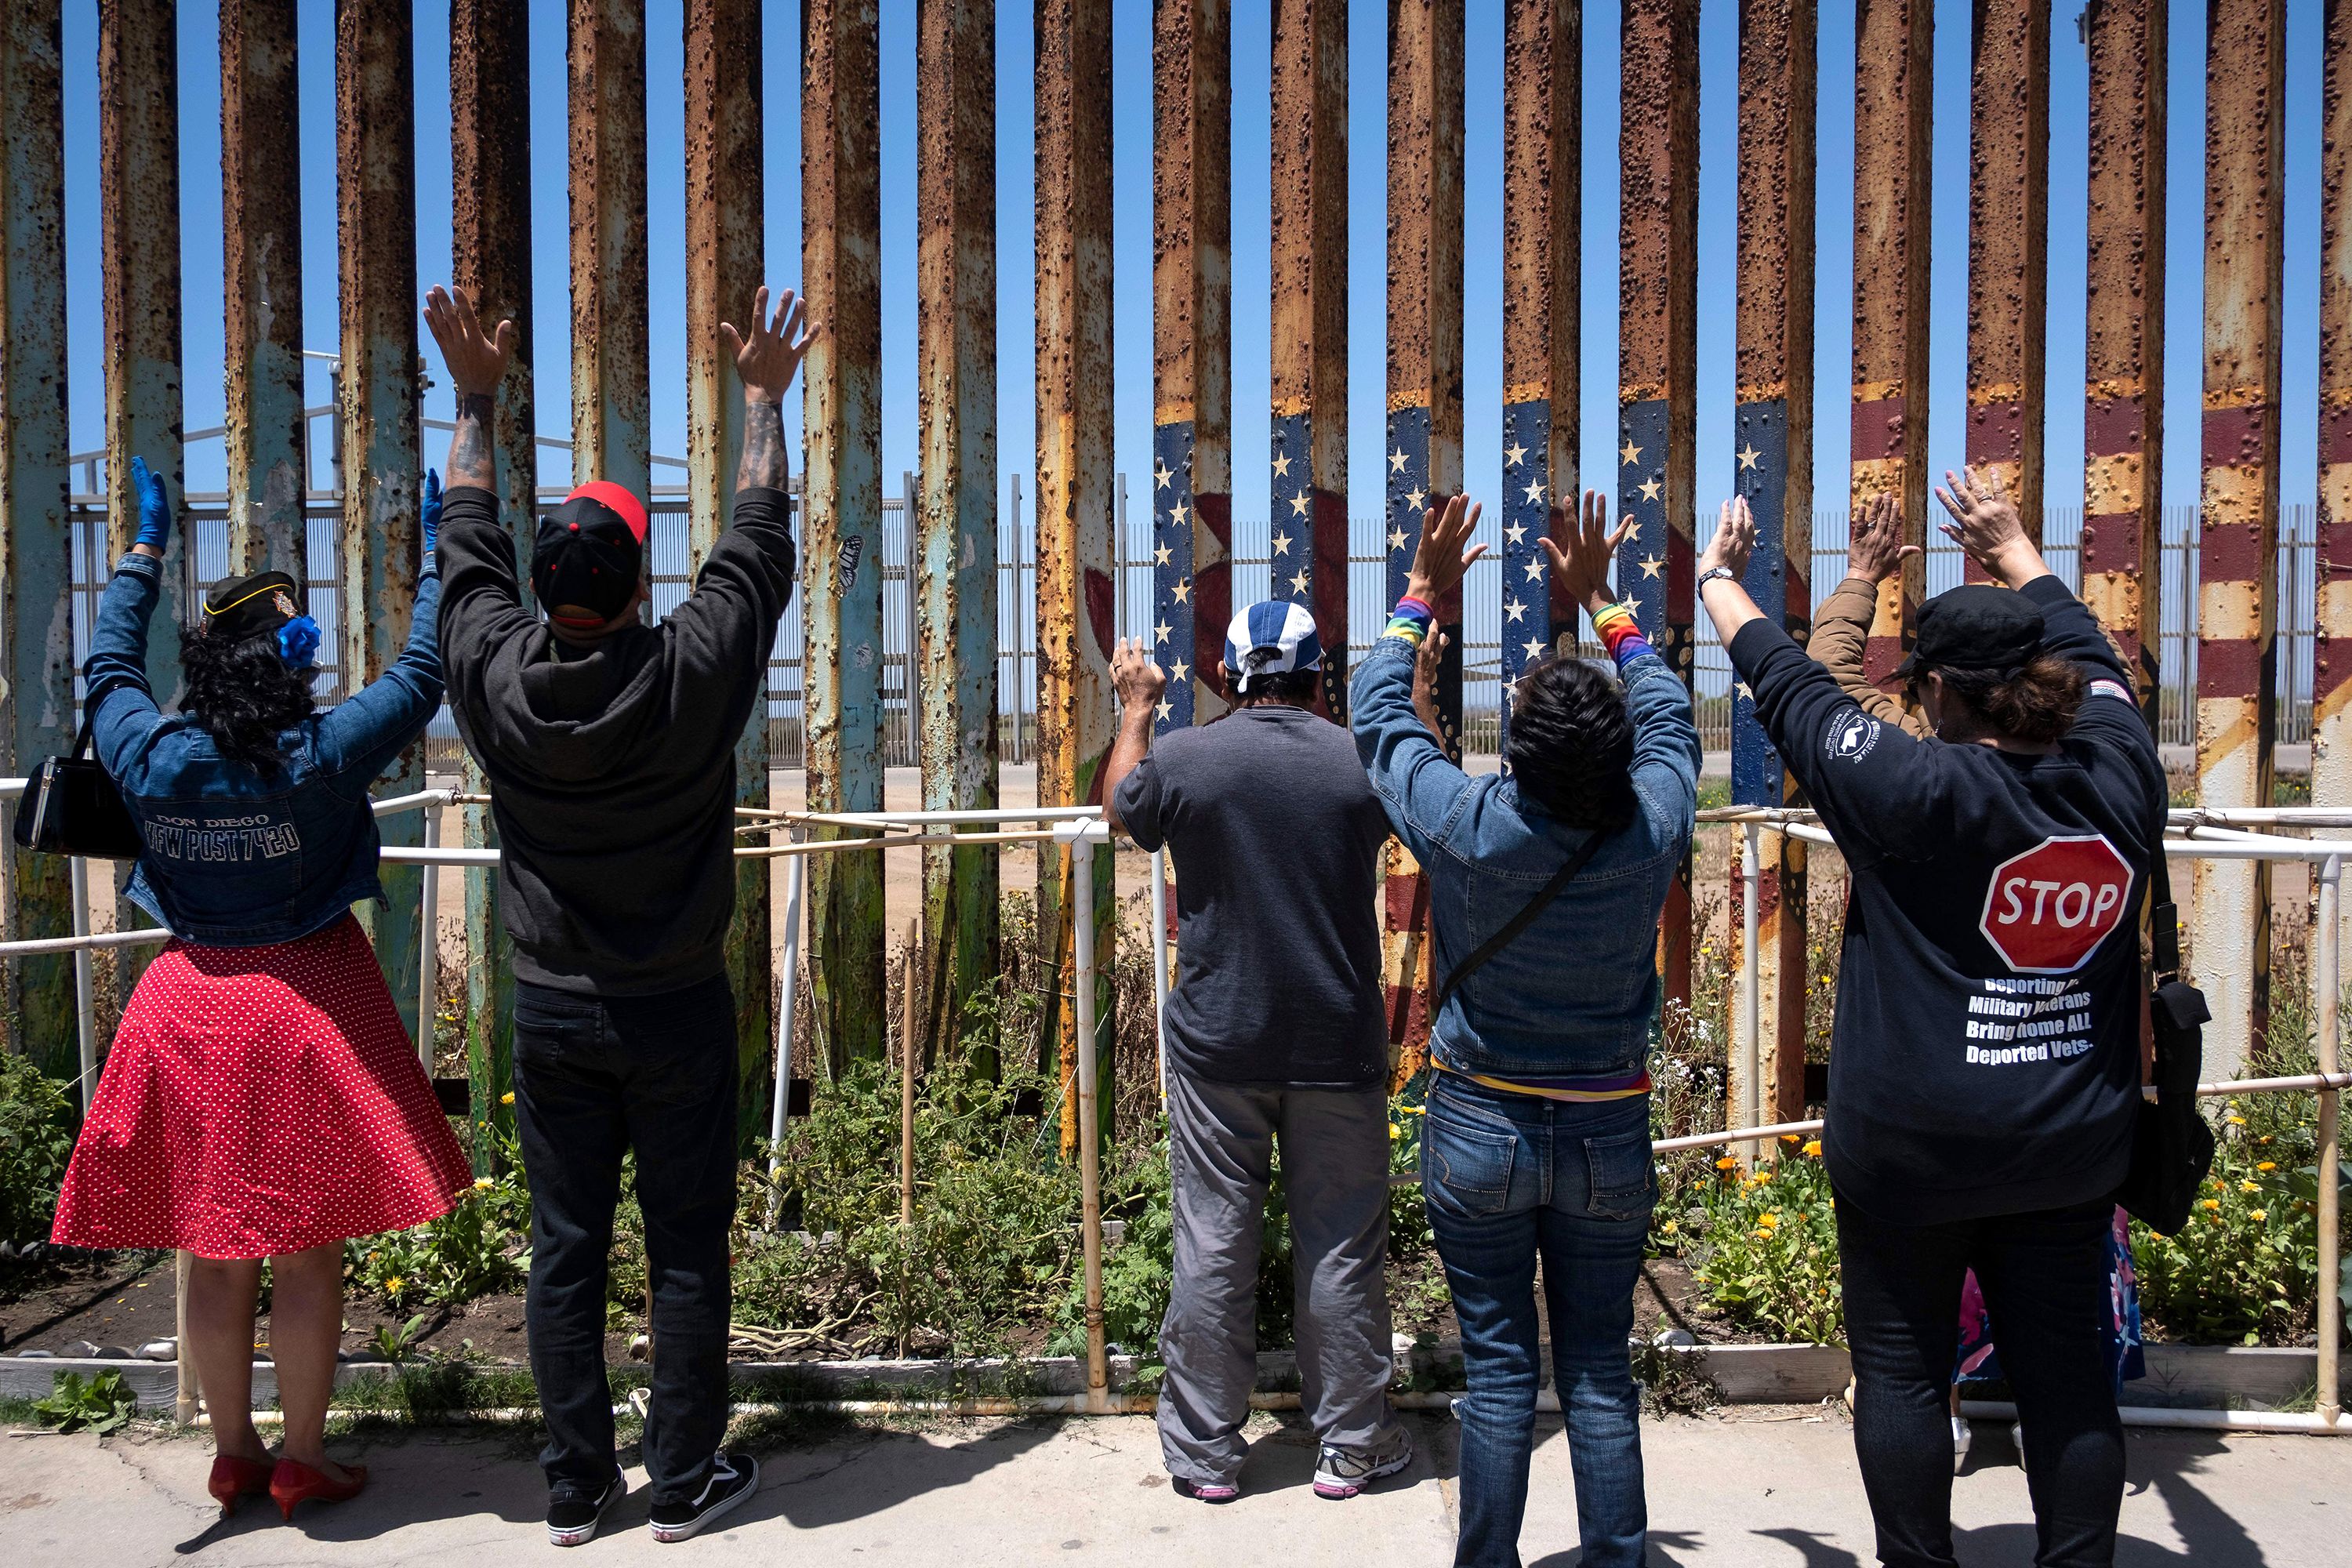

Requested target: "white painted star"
[
  {"left": 1522, "top": 479, "right": 1545, "bottom": 504},
  {"left": 1406, "top": 487, "right": 1428, "bottom": 510},
  {"left": 1504, "top": 441, "right": 1528, "bottom": 468},
  {"left": 1639, "top": 475, "right": 1663, "bottom": 502},
  {"left": 1272, "top": 531, "right": 1293, "bottom": 556},
  {"left": 1154, "top": 619, "right": 1172, "bottom": 644},
  {"left": 1156, "top": 699, "right": 1173, "bottom": 720},
  {"left": 1388, "top": 528, "right": 1409, "bottom": 551},
  {"left": 1272, "top": 451, "right": 1292, "bottom": 479},
  {"left": 1624, "top": 521, "right": 1642, "bottom": 542},
  {"left": 1621, "top": 594, "right": 1642, "bottom": 617},
  {"left": 1737, "top": 443, "right": 1762, "bottom": 470},
  {"left": 1169, "top": 498, "right": 1189, "bottom": 528},
  {"left": 1620, "top": 438, "right": 1642, "bottom": 466},
  {"left": 1524, "top": 559, "right": 1544, "bottom": 581},
  {"left": 1640, "top": 555, "right": 1663, "bottom": 579},
  {"left": 1504, "top": 597, "right": 1527, "bottom": 622},
  {"left": 1523, "top": 637, "right": 1547, "bottom": 660},
  {"left": 1153, "top": 543, "right": 1173, "bottom": 567},
  {"left": 1504, "top": 521, "right": 1526, "bottom": 545},
  {"left": 1290, "top": 491, "right": 1311, "bottom": 517},
  {"left": 1171, "top": 578, "right": 1191, "bottom": 604},
  {"left": 1171, "top": 659, "right": 1190, "bottom": 683},
  {"left": 1390, "top": 448, "right": 1408, "bottom": 472},
  {"left": 1290, "top": 570, "right": 1311, "bottom": 594},
  {"left": 1155, "top": 461, "right": 1174, "bottom": 490}
]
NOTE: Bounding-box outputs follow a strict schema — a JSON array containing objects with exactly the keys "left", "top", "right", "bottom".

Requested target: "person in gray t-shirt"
[{"left": 1105, "top": 601, "right": 1411, "bottom": 1504}]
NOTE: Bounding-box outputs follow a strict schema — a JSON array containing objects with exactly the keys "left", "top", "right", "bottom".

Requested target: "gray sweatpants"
[{"left": 1156, "top": 1070, "right": 1403, "bottom": 1485}]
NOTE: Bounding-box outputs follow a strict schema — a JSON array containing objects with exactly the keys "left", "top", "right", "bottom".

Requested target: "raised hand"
[
  {"left": 1845, "top": 492, "right": 1917, "bottom": 585},
  {"left": 421, "top": 285, "right": 515, "bottom": 397},
  {"left": 721, "top": 286, "right": 818, "bottom": 406},
  {"left": 1695, "top": 495, "right": 1755, "bottom": 582},
  {"left": 422, "top": 469, "right": 443, "bottom": 558},
  {"left": 1404, "top": 494, "right": 1487, "bottom": 606},
  {"left": 1413, "top": 627, "right": 1455, "bottom": 755},
  {"left": 1933, "top": 466, "right": 2046, "bottom": 588},
  {"left": 129, "top": 455, "right": 172, "bottom": 554},
  {"left": 1539, "top": 489, "right": 1633, "bottom": 615},
  {"left": 1110, "top": 636, "right": 1167, "bottom": 712}
]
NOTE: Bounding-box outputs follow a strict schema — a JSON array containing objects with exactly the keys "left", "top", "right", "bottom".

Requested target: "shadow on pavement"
[
  {"left": 724, "top": 1414, "right": 1065, "bottom": 1533},
  {"left": 171, "top": 1432, "right": 546, "bottom": 1554}
]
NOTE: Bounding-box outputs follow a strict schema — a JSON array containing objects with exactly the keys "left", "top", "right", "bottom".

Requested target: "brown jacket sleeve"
[{"left": 1808, "top": 575, "right": 1930, "bottom": 739}]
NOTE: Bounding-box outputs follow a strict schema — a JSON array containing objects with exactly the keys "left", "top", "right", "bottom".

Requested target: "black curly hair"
[
  {"left": 1504, "top": 655, "right": 1638, "bottom": 831},
  {"left": 179, "top": 626, "right": 318, "bottom": 774}
]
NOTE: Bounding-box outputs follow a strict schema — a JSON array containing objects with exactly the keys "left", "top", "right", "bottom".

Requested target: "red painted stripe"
[
  {"left": 1384, "top": 872, "right": 1429, "bottom": 931},
  {"left": 2197, "top": 522, "right": 2271, "bottom": 581},
  {"left": 2322, "top": 405, "right": 2352, "bottom": 466},
  {"left": 1965, "top": 399, "right": 2025, "bottom": 460},
  {"left": 2078, "top": 511, "right": 2145, "bottom": 573},
  {"left": 1850, "top": 397, "right": 1907, "bottom": 461},
  {"left": 2201, "top": 404, "right": 2271, "bottom": 468},
  {"left": 2195, "top": 639, "right": 2269, "bottom": 697},
  {"left": 2082, "top": 394, "right": 2147, "bottom": 458}
]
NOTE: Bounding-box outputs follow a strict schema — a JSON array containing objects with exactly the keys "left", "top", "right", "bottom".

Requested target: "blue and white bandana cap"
[{"left": 1224, "top": 601, "right": 1323, "bottom": 693}]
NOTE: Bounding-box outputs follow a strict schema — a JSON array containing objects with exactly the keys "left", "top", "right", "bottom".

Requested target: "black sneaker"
[
  {"left": 648, "top": 1450, "right": 758, "bottom": 1543},
  {"left": 546, "top": 1471, "right": 626, "bottom": 1548}
]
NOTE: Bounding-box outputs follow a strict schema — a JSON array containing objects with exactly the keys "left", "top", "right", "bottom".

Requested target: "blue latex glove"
[
  {"left": 422, "top": 467, "right": 443, "bottom": 558},
  {"left": 129, "top": 455, "right": 172, "bottom": 550}
]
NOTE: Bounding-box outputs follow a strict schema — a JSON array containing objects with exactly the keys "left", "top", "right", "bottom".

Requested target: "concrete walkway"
[{"left": 2, "top": 1408, "right": 2346, "bottom": 1566}]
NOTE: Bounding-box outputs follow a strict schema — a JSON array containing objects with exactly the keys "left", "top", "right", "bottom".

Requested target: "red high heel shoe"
[
  {"left": 206, "top": 1454, "right": 275, "bottom": 1518},
  {"left": 268, "top": 1457, "right": 368, "bottom": 1519}
]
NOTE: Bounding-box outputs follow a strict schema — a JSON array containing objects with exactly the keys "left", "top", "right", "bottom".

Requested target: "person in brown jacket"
[{"left": 1809, "top": 493, "right": 1931, "bottom": 739}]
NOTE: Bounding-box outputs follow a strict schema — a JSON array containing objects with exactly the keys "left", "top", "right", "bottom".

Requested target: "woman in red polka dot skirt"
[{"left": 52, "top": 456, "right": 466, "bottom": 1521}]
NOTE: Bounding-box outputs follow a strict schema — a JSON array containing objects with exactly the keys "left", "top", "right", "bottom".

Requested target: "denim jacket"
[
  {"left": 85, "top": 552, "right": 443, "bottom": 947},
  {"left": 1348, "top": 634, "right": 1700, "bottom": 1080}
]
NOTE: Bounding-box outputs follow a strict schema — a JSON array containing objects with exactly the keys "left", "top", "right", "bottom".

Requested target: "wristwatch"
[{"left": 1696, "top": 565, "right": 1741, "bottom": 592}]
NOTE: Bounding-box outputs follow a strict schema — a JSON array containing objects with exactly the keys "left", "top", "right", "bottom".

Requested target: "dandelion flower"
[
  {"left": 1802, "top": 1139, "right": 1822, "bottom": 1158},
  {"left": 2250, "top": 1209, "right": 2267, "bottom": 1222},
  {"left": 1780, "top": 1133, "right": 1801, "bottom": 1144},
  {"left": 384, "top": 1276, "right": 405, "bottom": 1295},
  {"left": 2240, "top": 1180, "right": 2261, "bottom": 1193},
  {"left": 2201, "top": 1199, "right": 2221, "bottom": 1212},
  {"left": 473, "top": 1176, "right": 494, "bottom": 1190},
  {"left": 1715, "top": 1156, "right": 1738, "bottom": 1171},
  {"left": 2226, "top": 1115, "right": 2245, "bottom": 1127},
  {"left": 2256, "top": 1160, "right": 2277, "bottom": 1171},
  {"left": 501, "top": 1091, "right": 516, "bottom": 1105},
  {"left": 1661, "top": 1219, "right": 1679, "bottom": 1235},
  {"left": 1759, "top": 1212, "right": 1780, "bottom": 1227},
  {"left": 1389, "top": 1124, "right": 1402, "bottom": 1141}
]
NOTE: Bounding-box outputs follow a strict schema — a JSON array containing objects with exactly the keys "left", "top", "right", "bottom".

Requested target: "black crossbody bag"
[
  {"left": 12, "top": 706, "right": 143, "bottom": 861},
  {"left": 1428, "top": 829, "right": 1612, "bottom": 1020},
  {"left": 2112, "top": 848, "right": 2216, "bottom": 1236}
]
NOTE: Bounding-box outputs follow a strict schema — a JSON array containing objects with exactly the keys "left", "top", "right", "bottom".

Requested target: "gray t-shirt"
[{"left": 1113, "top": 703, "right": 1390, "bottom": 1087}]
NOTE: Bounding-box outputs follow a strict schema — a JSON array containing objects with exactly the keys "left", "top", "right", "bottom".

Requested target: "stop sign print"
[{"left": 1979, "top": 835, "right": 2136, "bottom": 975}]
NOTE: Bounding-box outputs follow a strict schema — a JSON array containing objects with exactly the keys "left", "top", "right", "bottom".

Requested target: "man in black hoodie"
[{"left": 423, "top": 282, "right": 810, "bottom": 1547}]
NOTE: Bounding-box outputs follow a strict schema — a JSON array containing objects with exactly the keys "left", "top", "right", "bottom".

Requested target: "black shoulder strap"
[
  {"left": 2147, "top": 817, "right": 2180, "bottom": 985},
  {"left": 1429, "top": 828, "right": 1611, "bottom": 1019}
]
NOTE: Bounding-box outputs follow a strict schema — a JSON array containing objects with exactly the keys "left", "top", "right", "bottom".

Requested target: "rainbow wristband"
[
  {"left": 1589, "top": 601, "right": 1654, "bottom": 668},
  {"left": 1384, "top": 594, "right": 1435, "bottom": 648}
]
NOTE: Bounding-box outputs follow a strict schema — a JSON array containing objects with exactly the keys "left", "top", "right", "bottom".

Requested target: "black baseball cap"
[
  {"left": 532, "top": 481, "right": 649, "bottom": 632},
  {"left": 202, "top": 572, "right": 305, "bottom": 644},
  {"left": 1895, "top": 583, "right": 2047, "bottom": 680}
]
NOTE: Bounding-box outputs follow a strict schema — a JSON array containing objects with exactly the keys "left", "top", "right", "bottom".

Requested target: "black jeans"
[
  {"left": 512, "top": 975, "right": 739, "bottom": 1507},
  {"left": 1836, "top": 1189, "right": 2125, "bottom": 1568}
]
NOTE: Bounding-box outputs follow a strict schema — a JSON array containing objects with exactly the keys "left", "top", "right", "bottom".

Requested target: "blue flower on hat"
[{"left": 277, "top": 614, "right": 321, "bottom": 670}]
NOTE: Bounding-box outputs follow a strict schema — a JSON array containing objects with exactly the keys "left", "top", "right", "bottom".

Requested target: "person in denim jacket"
[
  {"left": 52, "top": 456, "right": 465, "bottom": 1522},
  {"left": 1351, "top": 492, "right": 1699, "bottom": 1568}
]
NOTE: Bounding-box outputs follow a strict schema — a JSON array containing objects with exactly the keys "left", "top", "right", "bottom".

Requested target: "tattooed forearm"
[
  {"left": 737, "top": 396, "right": 789, "bottom": 492},
  {"left": 446, "top": 391, "right": 496, "bottom": 491}
]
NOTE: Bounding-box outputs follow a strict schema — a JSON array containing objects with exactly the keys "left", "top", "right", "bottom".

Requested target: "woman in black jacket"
[{"left": 1694, "top": 470, "right": 2166, "bottom": 1568}]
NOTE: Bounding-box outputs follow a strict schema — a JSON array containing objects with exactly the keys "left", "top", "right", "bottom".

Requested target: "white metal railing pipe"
[
  {"left": 69, "top": 858, "right": 96, "bottom": 1116},
  {"left": 416, "top": 806, "right": 441, "bottom": 1069},
  {"left": 1740, "top": 822, "right": 1762, "bottom": 1167},
  {"left": 0, "top": 778, "right": 25, "bottom": 800},
  {"left": 740, "top": 804, "right": 1102, "bottom": 828},
  {"left": 0, "top": 925, "right": 172, "bottom": 957},
  {"left": 1149, "top": 848, "right": 1171, "bottom": 1108},
  {"left": 2317, "top": 854, "right": 2343, "bottom": 1427},
  {"left": 371, "top": 787, "right": 455, "bottom": 818},
  {"left": 1065, "top": 817, "right": 1111, "bottom": 1413},
  {"left": 770, "top": 826, "right": 808, "bottom": 1171}
]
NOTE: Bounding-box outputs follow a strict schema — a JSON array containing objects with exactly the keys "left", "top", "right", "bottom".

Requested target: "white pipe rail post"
[
  {"left": 1741, "top": 822, "right": 1762, "bottom": 1167},
  {"left": 67, "top": 856, "right": 96, "bottom": 1115},
  {"left": 416, "top": 804, "right": 440, "bottom": 1069},
  {"left": 771, "top": 826, "right": 808, "bottom": 1171},
  {"left": 2318, "top": 852, "right": 2342, "bottom": 1427},
  {"left": 1068, "top": 816, "right": 1109, "bottom": 1413},
  {"left": 1149, "top": 847, "right": 1169, "bottom": 1108}
]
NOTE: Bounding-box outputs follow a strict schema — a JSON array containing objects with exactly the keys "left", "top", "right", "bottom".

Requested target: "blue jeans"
[{"left": 1421, "top": 1073, "right": 1653, "bottom": 1568}]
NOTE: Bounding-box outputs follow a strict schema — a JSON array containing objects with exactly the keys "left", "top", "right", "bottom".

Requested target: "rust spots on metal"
[
  {"left": 2080, "top": 0, "right": 2166, "bottom": 713},
  {"left": 2, "top": 0, "right": 78, "bottom": 1067},
  {"left": 568, "top": 0, "right": 650, "bottom": 497},
  {"left": 1851, "top": 0, "right": 1933, "bottom": 690},
  {"left": 1152, "top": 0, "right": 1232, "bottom": 732},
  {"left": 802, "top": 0, "right": 887, "bottom": 1071},
  {"left": 453, "top": 0, "right": 540, "bottom": 557},
  {"left": 220, "top": 0, "right": 306, "bottom": 579},
  {"left": 1037, "top": 0, "right": 1114, "bottom": 1129},
  {"left": 2316, "top": 0, "right": 2352, "bottom": 805},
  {"left": 1269, "top": 0, "right": 1348, "bottom": 717},
  {"left": 1964, "top": 0, "right": 2049, "bottom": 572},
  {"left": 918, "top": 0, "right": 1002, "bottom": 1075}
]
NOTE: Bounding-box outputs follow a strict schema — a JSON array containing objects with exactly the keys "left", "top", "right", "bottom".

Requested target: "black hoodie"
[
  {"left": 437, "top": 485, "right": 795, "bottom": 995},
  {"left": 1729, "top": 574, "right": 2167, "bottom": 1224}
]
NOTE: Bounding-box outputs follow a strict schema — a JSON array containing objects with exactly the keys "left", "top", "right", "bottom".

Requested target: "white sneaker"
[
  {"left": 1951, "top": 1415, "right": 1973, "bottom": 1474},
  {"left": 1312, "top": 1428, "right": 1414, "bottom": 1499}
]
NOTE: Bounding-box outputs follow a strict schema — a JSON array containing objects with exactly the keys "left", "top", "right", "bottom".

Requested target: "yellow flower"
[
  {"left": 1389, "top": 1124, "right": 1402, "bottom": 1142},
  {"left": 2201, "top": 1199, "right": 2221, "bottom": 1212},
  {"left": 2257, "top": 1134, "right": 2273, "bottom": 1145},
  {"left": 501, "top": 1091, "right": 516, "bottom": 1105},
  {"left": 2225, "top": 1115, "right": 2245, "bottom": 1127},
  {"left": 1715, "top": 1156, "right": 1739, "bottom": 1171},
  {"left": 1759, "top": 1212, "right": 1780, "bottom": 1228},
  {"left": 1802, "top": 1140, "right": 1822, "bottom": 1158},
  {"left": 2240, "top": 1180, "right": 2261, "bottom": 1193},
  {"left": 473, "top": 1176, "right": 494, "bottom": 1190},
  {"left": 2250, "top": 1209, "right": 2267, "bottom": 1222},
  {"left": 1661, "top": 1219, "right": 1679, "bottom": 1235},
  {"left": 2256, "top": 1161, "right": 2278, "bottom": 1172},
  {"left": 1780, "top": 1133, "right": 1800, "bottom": 1145},
  {"left": 384, "top": 1276, "right": 405, "bottom": 1294}
]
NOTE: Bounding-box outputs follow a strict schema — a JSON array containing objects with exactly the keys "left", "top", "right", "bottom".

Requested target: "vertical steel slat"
[
  {"left": 1036, "top": 0, "right": 1114, "bottom": 1134},
  {"left": 802, "top": 0, "right": 887, "bottom": 1069},
  {"left": 1380, "top": 0, "right": 1464, "bottom": 1087},
  {"left": 101, "top": 0, "right": 187, "bottom": 1008},
  {"left": 1963, "top": 0, "right": 2049, "bottom": 575},
  {"left": 1730, "top": 0, "right": 1815, "bottom": 1133},
  {"left": 2081, "top": 0, "right": 2167, "bottom": 718},
  {"left": 1617, "top": 0, "right": 1698, "bottom": 1007},
  {"left": 685, "top": 0, "right": 772, "bottom": 1133},
  {"left": 220, "top": 0, "right": 305, "bottom": 579},
  {"left": 451, "top": 0, "right": 536, "bottom": 1160},
  {"left": 1152, "top": 0, "right": 1232, "bottom": 733},
  {"left": 919, "top": 0, "right": 1001, "bottom": 1074},
  {"left": 2195, "top": 0, "right": 2286, "bottom": 1076},
  {"left": 569, "top": 0, "right": 651, "bottom": 499},
  {"left": 1269, "top": 0, "right": 1348, "bottom": 717},
  {"left": 2319, "top": 0, "right": 2351, "bottom": 995},
  {"left": 1498, "top": 0, "right": 1577, "bottom": 757},
  {"left": 1852, "top": 0, "right": 1933, "bottom": 689},
  {"left": 337, "top": 0, "right": 426, "bottom": 1040},
  {"left": 1, "top": 1, "right": 77, "bottom": 1072}
]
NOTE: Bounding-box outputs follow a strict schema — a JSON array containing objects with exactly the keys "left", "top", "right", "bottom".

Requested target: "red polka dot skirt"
[{"left": 52, "top": 914, "right": 471, "bottom": 1260}]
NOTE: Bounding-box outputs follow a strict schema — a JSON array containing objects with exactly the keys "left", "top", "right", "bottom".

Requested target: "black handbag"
[
  {"left": 2113, "top": 846, "right": 2216, "bottom": 1235},
  {"left": 12, "top": 707, "right": 144, "bottom": 860}
]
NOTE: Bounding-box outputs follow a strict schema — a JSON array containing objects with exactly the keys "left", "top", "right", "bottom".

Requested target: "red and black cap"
[{"left": 532, "top": 481, "right": 649, "bottom": 631}]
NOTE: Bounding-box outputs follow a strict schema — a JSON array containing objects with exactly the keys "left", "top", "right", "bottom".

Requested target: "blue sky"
[{"left": 56, "top": 0, "right": 2326, "bottom": 557}]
